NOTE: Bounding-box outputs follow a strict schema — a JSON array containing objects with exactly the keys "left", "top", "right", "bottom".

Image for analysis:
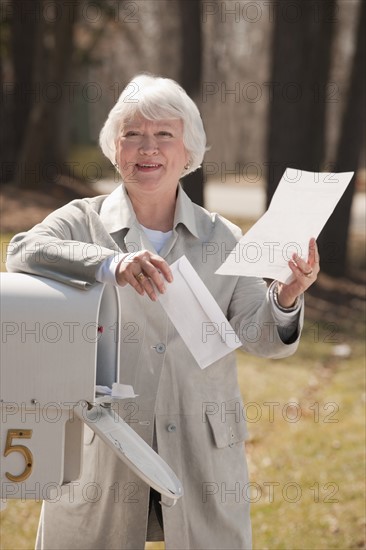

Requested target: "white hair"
[{"left": 99, "top": 74, "right": 207, "bottom": 176}]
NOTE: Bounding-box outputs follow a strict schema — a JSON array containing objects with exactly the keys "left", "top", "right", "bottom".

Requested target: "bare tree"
[
  {"left": 178, "top": 0, "right": 204, "bottom": 206},
  {"left": 317, "top": 0, "right": 365, "bottom": 277},
  {"left": 267, "top": 0, "right": 336, "bottom": 203}
]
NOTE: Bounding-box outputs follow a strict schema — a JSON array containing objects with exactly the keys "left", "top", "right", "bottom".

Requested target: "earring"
[{"left": 184, "top": 162, "right": 191, "bottom": 170}]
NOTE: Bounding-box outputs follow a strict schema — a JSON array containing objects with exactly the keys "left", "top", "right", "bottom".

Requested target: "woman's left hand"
[{"left": 276, "top": 238, "right": 320, "bottom": 308}]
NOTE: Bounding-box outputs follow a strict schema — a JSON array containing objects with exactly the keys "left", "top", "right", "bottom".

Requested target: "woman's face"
[{"left": 115, "top": 115, "right": 190, "bottom": 197}]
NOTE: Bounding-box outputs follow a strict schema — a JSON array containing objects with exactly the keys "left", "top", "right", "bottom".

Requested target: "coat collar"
[{"left": 99, "top": 183, "right": 199, "bottom": 239}]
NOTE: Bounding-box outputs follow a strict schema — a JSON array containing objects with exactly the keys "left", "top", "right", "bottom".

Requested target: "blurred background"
[{"left": 0, "top": 1, "right": 365, "bottom": 549}]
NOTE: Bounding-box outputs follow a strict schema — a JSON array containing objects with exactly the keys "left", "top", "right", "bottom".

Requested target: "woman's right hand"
[{"left": 116, "top": 250, "right": 173, "bottom": 301}]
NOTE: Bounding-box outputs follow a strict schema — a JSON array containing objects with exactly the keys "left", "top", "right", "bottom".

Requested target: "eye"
[
  {"left": 157, "top": 131, "right": 173, "bottom": 137},
  {"left": 123, "top": 130, "right": 140, "bottom": 137}
]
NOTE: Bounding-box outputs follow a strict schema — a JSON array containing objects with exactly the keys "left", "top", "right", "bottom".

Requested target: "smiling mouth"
[{"left": 136, "top": 163, "right": 162, "bottom": 170}]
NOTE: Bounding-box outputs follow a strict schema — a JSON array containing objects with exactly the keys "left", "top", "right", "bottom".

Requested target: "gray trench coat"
[{"left": 7, "top": 184, "right": 304, "bottom": 550}]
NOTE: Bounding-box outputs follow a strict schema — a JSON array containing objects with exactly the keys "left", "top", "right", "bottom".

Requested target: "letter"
[
  {"left": 241, "top": 242, "right": 261, "bottom": 263},
  {"left": 43, "top": 1, "right": 62, "bottom": 22},
  {"left": 21, "top": 402, "right": 41, "bottom": 423},
  {"left": 242, "top": 82, "right": 262, "bottom": 103},
  {"left": 202, "top": 161, "right": 219, "bottom": 181},
  {"left": 1, "top": 161, "right": 16, "bottom": 181},
  {"left": 282, "top": 241, "right": 302, "bottom": 261},
  {"left": 82, "top": 482, "right": 102, "bottom": 503},
  {"left": 1, "top": 402, "right": 20, "bottom": 423},
  {"left": 202, "top": 482, "right": 219, "bottom": 503},
  {"left": 263, "top": 481, "right": 280, "bottom": 503},
  {"left": 263, "top": 401, "right": 280, "bottom": 422},
  {"left": 202, "top": 402, "right": 219, "bottom": 422},
  {"left": 263, "top": 321, "right": 276, "bottom": 343},
  {"left": 2, "top": 322, "right": 19, "bottom": 343},
  {"left": 240, "top": 322, "right": 261, "bottom": 342},
  {"left": 241, "top": 161, "right": 262, "bottom": 183},
  {"left": 42, "top": 82, "right": 62, "bottom": 103},
  {"left": 81, "top": 243, "right": 103, "bottom": 263},
  {"left": 282, "top": 82, "right": 302, "bottom": 103},
  {"left": 82, "top": 82, "right": 102, "bottom": 103},
  {"left": 221, "top": 400, "right": 240, "bottom": 423},
  {"left": 81, "top": 2, "right": 102, "bottom": 23},
  {"left": 263, "top": 81, "right": 281, "bottom": 103},
  {"left": 62, "top": 241, "right": 80, "bottom": 262},
  {"left": 221, "top": 241, "right": 241, "bottom": 264},
  {"left": 42, "top": 322, "right": 62, "bottom": 343},
  {"left": 42, "top": 403, "right": 63, "bottom": 423},
  {"left": 243, "top": 402, "right": 262, "bottom": 423},
  {"left": 1, "top": 483, "right": 18, "bottom": 500},
  {"left": 82, "top": 161, "right": 102, "bottom": 183},
  {"left": 282, "top": 402, "right": 302, "bottom": 423},
  {"left": 42, "top": 482, "right": 62, "bottom": 502},
  {"left": 202, "top": 242, "right": 219, "bottom": 263},
  {"left": 21, "top": 322, "right": 40, "bottom": 344},
  {"left": 63, "top": 82, "right": 79, "bottom": 103},
  {"left": 220, "top": 481, "right": 240, "bottom": 503},
  {"left": 42, "top": 242, "right": 65, "bottom": 264},
  {"left": 242, "top": 2, "right": 262, "bottom": 22},
  {"left": 201, "top": 321, "right": 218, "bottom": 343},
  {"left": 282, "top": 482, "right": 302, "bottom": 503},
  {"left": 263, "top": 241, "right": 280, "bottom": 263},
  {"left": 220, "top": 161, "right": 241, "bottom": 183},
  {"left": 201, "top": 81, "right": 219, "bottom": 102},
  {"left": 201, "top": 2, "right": 218, "bottom": 23},
  {"left": 219, "top": 322, "right": 240, "bottom": 346},
  {"left": 63, "top": 322, "right": 80, "bottom": 343},
  {"left": 221, "top": 1, "right": 241, "bottom": 23},
  {"left": 242, "top": 481, "right": 262, "bottom": 503},
  {"left": 20, "top": 482, "right": 41, "bottom": 501},
  {"left": 221, "top": 81, "right": 240, "bottom": 103},
  {"left": 82, "top": 322, "right": 99, "bottom": 344},
  {"left": 263, "top": 1, "right": 278, "bottom": 22},
  {"left": 282, "top": 2, "right": 302, "bottom": 22}
]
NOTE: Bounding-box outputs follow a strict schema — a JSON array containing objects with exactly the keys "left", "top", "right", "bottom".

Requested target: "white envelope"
[
  {"left": 158, "top": 255, "right": 241, "bottom": 369},
  {"left": 216, "top": 168, "right": 354, "bottom": 283}
]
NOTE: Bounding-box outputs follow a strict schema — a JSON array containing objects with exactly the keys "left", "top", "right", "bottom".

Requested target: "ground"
[{"left": 0, "top": 180, "right": 99, "bottom": 234}]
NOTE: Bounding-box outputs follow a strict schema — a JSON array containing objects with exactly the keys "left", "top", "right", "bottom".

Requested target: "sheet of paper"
[
  {"left": 216, "top": 168, "right": 354, "bottom": 283},
  {"left": 158, "top": 256, "right": 241, "bottom": 369}
]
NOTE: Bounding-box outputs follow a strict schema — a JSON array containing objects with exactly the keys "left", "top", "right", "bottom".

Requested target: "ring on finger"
[
  {"left": 135, "top": 272, "right": 146, "bottom": 283},
  {"left": 304, "top": 269, "right": 313, "bottom": 278}
]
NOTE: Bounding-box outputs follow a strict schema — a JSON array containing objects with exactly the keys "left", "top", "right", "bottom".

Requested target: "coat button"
[
  {"left": 154, "top": 343, "right": 166, "bottom": 354},
  {"left": 167, "top": 423, "right": 177, "bottom": 433}
]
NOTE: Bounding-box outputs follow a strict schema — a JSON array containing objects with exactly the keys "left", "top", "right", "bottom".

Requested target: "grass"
[{"left": 1, "top": 231, "right": 365, "bottom": 550}]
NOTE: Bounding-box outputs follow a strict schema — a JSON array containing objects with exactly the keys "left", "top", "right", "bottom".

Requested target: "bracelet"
[{"left": 271, "top": 281, "right": 300, "bottom": 313}]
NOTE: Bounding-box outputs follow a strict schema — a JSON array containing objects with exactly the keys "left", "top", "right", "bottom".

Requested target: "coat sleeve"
[
  {"left": 6, "top": 198, "right": 119, "bottom": 289},
  {"left": 227, "top": 274, "right": 304, "bottom": 359}
]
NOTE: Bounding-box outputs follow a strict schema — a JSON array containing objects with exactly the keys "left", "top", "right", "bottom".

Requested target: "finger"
[
  {"left": 292, "top": 253, "right": 313, "bottom": 276},
  {"left": 307, "top": 238, "right": 318, "bottom": 267},
  {"left": 123, "top": 270, "right": 146, "bottom": 296},
  {"left": 288, "top": 259, "right": 312, "bottom": 285},
  {"left": 149, "top": 255, "right": 173, "bottom": 283},
  {"left": 140, "top": 257, "right": 171, "bottom": 294}
]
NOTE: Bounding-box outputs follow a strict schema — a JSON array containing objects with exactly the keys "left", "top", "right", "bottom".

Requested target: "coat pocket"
[{"left": 205, "top": 397, "right": 248, "bottom": 448}]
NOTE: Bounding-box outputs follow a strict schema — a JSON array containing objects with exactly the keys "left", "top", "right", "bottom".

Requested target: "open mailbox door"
[{"left": 0, "top": 273, "right": 183, "bottom": 505}]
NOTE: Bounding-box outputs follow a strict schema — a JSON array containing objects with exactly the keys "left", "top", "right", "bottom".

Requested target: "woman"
[{"left": 7, "top": 74, "right": 319, "bottom": 550}]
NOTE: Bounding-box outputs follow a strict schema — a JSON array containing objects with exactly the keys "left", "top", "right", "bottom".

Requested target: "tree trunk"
[
  {"left": 14, "top": 0, "right": 78, "bottom": 189},
  {"left": 317, "top": 0, "right": 365, "bottom": 277},
  {"left": 178, "top": 0, "right": 204, "bottom": 206},
  {"left": 0, "top": 0, "right": 39, "bottom": 184},
  {"left": 266, "top": 0, "right": 336, "bottom": 204}
]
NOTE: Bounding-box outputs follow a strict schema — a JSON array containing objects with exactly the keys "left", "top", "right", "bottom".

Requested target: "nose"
[{"left": 139, "top": 135, "right": 158, "bottom": 155}]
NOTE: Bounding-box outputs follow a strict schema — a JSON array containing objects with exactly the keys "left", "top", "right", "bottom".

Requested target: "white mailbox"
[{"left": 0, "top": 273, "right": 182, "bottom": 504}]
